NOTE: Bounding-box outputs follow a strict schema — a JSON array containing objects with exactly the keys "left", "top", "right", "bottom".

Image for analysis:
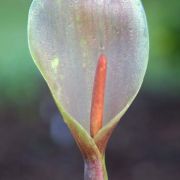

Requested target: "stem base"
[{"left": 84, "top": 155, "right": 108, "bottom": 180}]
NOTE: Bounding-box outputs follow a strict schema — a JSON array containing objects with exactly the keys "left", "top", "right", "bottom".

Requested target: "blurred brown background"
[{"left": 0, "top": 0, "right": 180, "bottom": 179}]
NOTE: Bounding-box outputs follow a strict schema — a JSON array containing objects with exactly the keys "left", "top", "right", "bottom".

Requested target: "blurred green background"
[{"left": 0, "top": 0, "right": 180, "bottom": 180}]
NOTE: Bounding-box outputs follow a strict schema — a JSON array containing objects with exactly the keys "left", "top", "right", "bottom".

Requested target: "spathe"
[{"left": 28, "top": 0, "right": 149, "bottom": 179}]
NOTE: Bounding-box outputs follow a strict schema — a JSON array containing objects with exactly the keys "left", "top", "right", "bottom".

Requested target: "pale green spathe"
[{"left": 28, "top": 0, "right": 149, "bottom": 132}]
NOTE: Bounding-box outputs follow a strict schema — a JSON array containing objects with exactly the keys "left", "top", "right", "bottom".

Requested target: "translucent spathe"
[{"left": 28, "top": 0, "right": 149, "bottom": 132}]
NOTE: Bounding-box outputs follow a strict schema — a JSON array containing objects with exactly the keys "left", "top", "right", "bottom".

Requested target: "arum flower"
[{"left": 28, "top": 0, "right": 149, "bottom": 179}]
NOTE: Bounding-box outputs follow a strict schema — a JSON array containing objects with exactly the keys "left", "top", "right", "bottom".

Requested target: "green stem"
[
  {"left": 84, "top": 155, "right": 108, "bottom": 180},
  {"left": 102, "top": 155, "right": 108, "bottom": 180}
]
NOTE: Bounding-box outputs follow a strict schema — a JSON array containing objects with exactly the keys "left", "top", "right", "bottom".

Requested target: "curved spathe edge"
[
  {"left": 94, "top": 97, "right": 133, "bottom": 154},
  {"left": 54, "top": 94, "right": 100, "bottom": 159}
]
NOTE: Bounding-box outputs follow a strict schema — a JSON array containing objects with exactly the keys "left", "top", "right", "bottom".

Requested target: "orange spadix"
[{"left": 90, "top": 54, "right": 107, "bottom": 137}]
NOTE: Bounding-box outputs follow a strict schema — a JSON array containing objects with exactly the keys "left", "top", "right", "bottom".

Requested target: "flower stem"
[{"left": 84, "top": 154, "right": 108, "bottom": 180}]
